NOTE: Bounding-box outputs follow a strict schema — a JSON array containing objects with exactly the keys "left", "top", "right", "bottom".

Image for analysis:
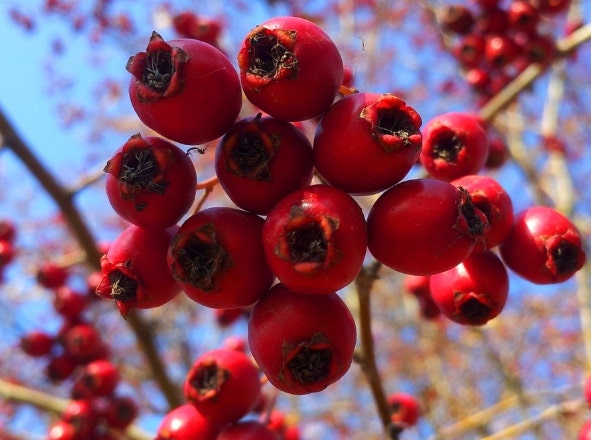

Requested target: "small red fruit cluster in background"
[
  {"left": 438, "top": 0, "right": 571, "bottom": 101},
  {"left": 0, "top": 219, "right": 17, "bottom": 283},
  {"left": 20, "top": 259, "right": 138, "bottom": 439}
]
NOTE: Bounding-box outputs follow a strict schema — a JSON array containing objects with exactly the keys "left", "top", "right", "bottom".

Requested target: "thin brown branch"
[
  {"left": 0, "top": 106, "right": 182, "bottom": 410},
  {"left": 0, "top": 378, "right": 152, "bottom": 440},
  {"left": 479, "top": 22, "right": 591, "bottom": 122},
  {"left": 354, "top": 260, "right": 393, "bottom": 439}
]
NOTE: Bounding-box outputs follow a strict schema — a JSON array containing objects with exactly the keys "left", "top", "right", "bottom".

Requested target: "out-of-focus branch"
[
  {"left": 0, "top": 378, "right": 152, "bottom": 440},
  {"left": 480, "top": 22, "right": 591, "bottom": 122},
  {"left": 354, "top": 261, "right": 394, "bottom": 439},
  {"left": 0, "top": 106, "right": 182, "bottom": 410}
]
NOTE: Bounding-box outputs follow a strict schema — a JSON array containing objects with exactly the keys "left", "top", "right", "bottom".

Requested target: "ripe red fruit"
[
  {"left": 507, "top": 1, "right": 541, "bottom": 34},
  {"left": 96, "top": 225, "right": 181, "bottom": 316},
  {"left": 499, "top": 206, "right": 586, "bottom": 284},
  {"left": 168, "top": 207, "right": 275, "bottom": 309},
  {"left": 403, "top": 275, "right": 441, "bottom": 320},
  {"left": 584, "top": 375, "right": 591, "bottom": 406},
  {"left": 61, "top": 323, "right": 105, "bottom": 362},
  {"left": 36, "top": 262, "right": 69, "bottom": 289},
  {"left": 0, "top": 219, "right": 16, "bottom": 243},
  {"left": 215, "top": 113, "right": 314, "bottom": 215},
  {"left": 485, "top": 137, "right": 508, "bottom": 168},
  {"left": 237, "top": 16, "right": 344, "bottom": 121},
  {"left": 61, "top": 399, "right": 99, "bottom": 439},
  {"left": 53, "top": 286, "right": 87, "bottom": 320},
  {"left": 538, "top": 0, "right": 571, "bottom": 14},
  {"left": 217, "top": 421, "right": 279, "bottom": 440},
  {"left": 172, "top": 12, "right": 222, "bottom": 47},
  {"left": 248, "top": 283, "right": 357, "bottom": 395},
  {"left": 367, "top": 178, "right": 488, "bottom": 276},
  {"left": 20, "top": 330, "right": 55, "bottom": 357},
  {"left": 47, "top": 420, "right": 77, "bottom": 440},
  {"left": 580, "top": 419, "right": 591, "bottom": 440},
  {"left": 45, "top": 353, "right": 78, "bottom": 382},
  {"left": 155, "top": 404, "right": 221, "bottom": 440},
  {"left": 450, "top": 174, "right": 514, "bottom": 251},
  {"left": 453, "top": 34, "right": 486, "bottom": 68},
  {"left": 262, "top": 184, "right": 367, "bottom": 295},
  {"left": 420, "top": 112, "right": 489, "bottom": 181},
  {"left": 485, "top": 35, "right": 520, "bottom": 68},
  {"left": 126, "top": 31, "right": 241, "bottom": 145},
  {"left": 313, "top": 93, "right": 423, "bottom": 195},
  {"left": 104, "top": 134, "right": 197, "bottom": 229},
  {"left": 100, "top": 395, "right": 138, "bottom": 429},
  {"left": 387, "top": 392, "right": 421, "bottom": 427},
  {"left": 429, "top": 250, "right": 509, "bottom": 326},
  {"left": 77, "top": 359, "right": 120, "bottom": 397},
  {"left": 183, "top": 348, "right": 261, "bottom": 426},
  {"left": 439, "top": 5, "right": 475, "bottom": 35}
]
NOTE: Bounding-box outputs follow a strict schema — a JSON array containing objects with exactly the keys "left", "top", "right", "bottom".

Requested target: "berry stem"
[{"left": 354, "top": 260, "right": 395, "bottom": 438}]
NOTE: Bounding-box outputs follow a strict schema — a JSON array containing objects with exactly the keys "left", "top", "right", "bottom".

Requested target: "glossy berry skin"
[
  {"left": 215, "top": 114, "right": 314, "bottom": 215},
  {"left": 507, "top": 1, "right": 541, "bottom": 34},
  {"left": 78, "top": 359, "right": 120, "bottom": 397},
  {"left": 450, "top": 175, "right": 514, "bottom": 251},
  {"left": 237, "top": 16, "right": 344, "bottom": 122},
  {"left": 262, "top": 184, "right": 367, "bottom": 295},
  {"left": 96, "top": 225, "right": 181, "bottom": 316},
  {"left": 429, "top": 250, "right": 509, "bottom": 326},
  {"left": 61, "top": 399, "right": 99, "bottom": 439},
  {"left": 168, "top": 207, "right": 275, "bottom": 309},
  {"left": 367, "top": 178, "right": 488, "bottom": 276},
  {"left": 47, "top": 420, "right": 77, "bottom": 440},
  {"left": 183, "top": 348, "right": 261, "bottom": 426},
  {"left": 61, "top": 323, "right": 105, "bottom": 363},
  {"left": 248, "top": 283, "right": 357, "bottom": 395},
  {"left": 104, "top": 134, "right": 197, "bottom": 229},
  {"left": 36, "top": 263, "right": 69, "bottom": 289},
  {"left": 387, "top": 392, "right": 421, "bottom": 427},
  {"left": 485, "top": 35, "right": 520, "bottom": 68},
  {"left": 155, "top": 404, "right": 221, "bottom": 440},
  {"left": 420, "top": 112, "right": 489, "bottom": 182},
  {"left": 499, "top": 206, "right": 586, "bottom": 284},
  {"left": 313, "top": 93, "right": 423, "bottom": 195},
  {"left": 127, "top": 31, "right": 241, "bottom": 145},
  {"left": 217, "top": 421, "right": 279, "bottom": 440}
]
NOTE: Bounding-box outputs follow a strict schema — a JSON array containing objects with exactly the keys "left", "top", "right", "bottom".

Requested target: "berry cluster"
[
  {"left": 19, "top": 261, "right": 138, "bottom": 439},
  {"left": 438, "top": 0, "right": 571, "bottom": 99},
  {"left": 97, "top": 11, "right": 586, "bottom": 437}
]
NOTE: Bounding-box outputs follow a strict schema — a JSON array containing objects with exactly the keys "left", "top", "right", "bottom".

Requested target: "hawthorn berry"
[
  {"left": 580, "top": 419, "right": 591, "bottom": 440},
  {"left": 262, "top": 184, "right": 367, "bottom": 295},
  {"left": 45, "top": 352, "right": 78, "bottom": 382},
  {"left": 217, "top": 420, "right": 279, "bottom": 440},
  {"left": 100, "top": 395, "right": 138, "bottom": 429},
  {"left": 53, "top": 286, "right": 87, "bottom": 320},
  {"left": 167, "top": 207, "right": 275, "bottom": 308},
  {"left": 96, "top": 225, "right": 181, "bottom": 316},
  {"left": 126, "top": 31, "right": 241, "bottom": 145},
  {"left": 429, "top": 250, "right": 509, "bottom": 326},
  {"left": 104, "top": 134, "right": 197, "bottom": 229},
  {"left": 420, "top": 112, "right": 489, "bottom": 181},
  {"left": 499, "top": 206, "right": 586, "bottom": 284},
  {"left": 61, "top": 323, "right": 105, "bottom": 362},
  {"left": 453, "top": 34, "right": 486, "bottom": 68},
  {"left": 183, "top": 347, "right": 261, "bottom": 426},
  {"left": 47, "top": 420, "right": 77, "bottom": 440},
  {"left": 387, "top": 392, "right": 421, "bottom": 428},
  {"left": 61, "top": 399, "right": 99, "bottom": 439},
  {"left": 367, "top": 178, "right": 488, "bottom": 276},
  {"left": 450, "top": 174, "right": 514, "bottom": 251},
  {"left": 77, "top": 359, "right": 120, "bottom": 397},
  {"left": 313, "top": 93, "right": 422, "bottom": 195},
  {"left": 248, "top": 283, "right": 357, "bottom": 395},
  {"left": 403, "top": 275, "right": 441, "bottom": 320},
  {"left": 0, "top": 219, "right": 16, "bottom": 243},
  {"left": 439, "top": 5, "right": 475, "bottom": 35},
  {"left": 172, "top": 11, "right": 222, "bottom": 48},
  {"left": 155, "top": 404, "right": 221, "bottom": 440},
  {"left": 237, "top": 15, "right": 344, "bottom": 121},
  {"left": 36, "top": 262, "right": 69, "bottom": 289},
  {"left": 215, "top": 113, "right": 314, "bottom": 215},
  {"left": 20, "top": 330, "right": 55, "bottom": 357}
]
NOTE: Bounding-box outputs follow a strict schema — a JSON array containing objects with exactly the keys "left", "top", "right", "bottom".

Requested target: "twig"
[
  {"left": 354, "top": 261, "right": 393, "bottom": 438},
  {"left": 192, "top": 175, "right": 219, "bottom": 214},
  {"left": 0, "top": 378, "right": 152, "bottom": 440}
]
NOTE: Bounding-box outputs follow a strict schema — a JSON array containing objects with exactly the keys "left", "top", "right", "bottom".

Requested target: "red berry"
[
  {"left": 53, "top": 286, "right": 87, "bottom": 320},
  {"left": 508, "top": 1, "right": 541, "bottom": 34},
  {"left": 485, "top": 137, "right": 508, "bottom": 168},
  {"left": 450, "top": 174, "right": 514, "bottom": 251},
  {"left": 485, "top": 35, "right": 520, "bottom": 68},
  {"left": 215, "top": 114, "right": 314, "bottom": 215},
  {"left": 387, "top": 392, "right": 421, "bottom": 427},
  {"left": 516, "top": 32, "right": 556, "bottom": 65},
  {"left": 96, "top": 225, "right": 181, "bottom": 316},
  {"left": 46, "top": 353, "right": 78, "bottom": 382},
  {"left": 367, "top": 178, "right": 488, "bottom": 276},
  {"left": 403, "top": 275, "right": 441, "bottom": 320},
  {"left": 214, "top": 307, "right": 245, "bottom": 327},
  {"left": 313, "top": 93, "right": 422, "bottom": 195},
  {"left": 0, "top": 219, "right": 16, "bottom": 243},
  {"left": 20, "top": 330, "right": 55, "bottom": 357},
  {"left": 499, "top": 206, "right": 586, "bottom": 284},
  {"left": 183, "top": 348, "right": 261, "bottom": 426},
  {"left": 439, "top": 5, "right": 475, "bottom": 35},
  {"left": 217, "top": 420, "right": 279, "bottom": 440},
  {"left": 453, "top": 34, "right": 486, "bottom": 68},
  {"left": 420, "top": 112, "right": 489, "bottom": 181},
  {"left": 584, "top": 375, "right": 591, "bottom": 406},
  {"left": 168, "top": 207, "right": 275, "bottom": 309},
  {"left": 61, "top": 399, "right": 99, "bottom": 439},
  {"left": 430, "top": 250, "right": 509, "bottom": 326},
  {"left": 61, "top": 323, "right": 105, "bottom": 362},
  {"left": 155, "top": 404, "right": 221, "bottom": 440},
  {"left": 237, "top": 16, "right": 344, "bottom": 121},
  {"left": 36, "top": 262, "right": 69, "bottom": 289},
  {"left": 47, "top": 420, "right": 77, "bottom": 440},
  {"left": 101, "top": 395, "right": 138, "bottom": 429},
  {"left": 78, "top": 359, "right": 120, "bottom": 397},
  {"left": 248, "top": 283, "right": 357, "bottom": 395},
  {"left": 104, "top": 134, "right": 197, "bottom": 229},
  {"left": 172, "top": 11, "right": 222, "bottom": 47},
  {"left": 262, "top": 184, "right": 367, "bottom": 295},
  {"left": 580, "top": 419, "right": 591, "bottom": 440},
  {"left": 538, "top": 0, "right": 571, "bottom": 14},
  {"left": 126, "top": 31, "right": 241, "bottom": 145}
]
